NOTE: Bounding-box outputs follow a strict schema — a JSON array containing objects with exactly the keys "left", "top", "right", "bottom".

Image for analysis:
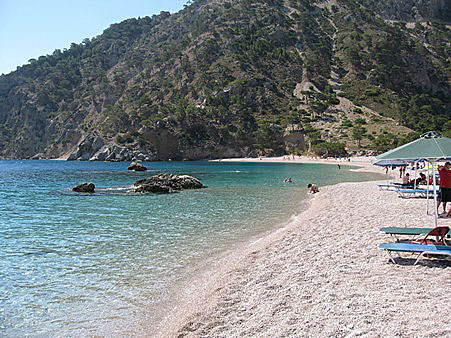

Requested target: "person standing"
[{"left": 438, "top": 162, "right": 451, "bottom": 216}]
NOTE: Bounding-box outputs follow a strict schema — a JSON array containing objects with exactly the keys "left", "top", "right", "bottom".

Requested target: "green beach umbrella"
[
  {"left": 376, "top": 131, "right": 451, "bottom": 162},
  {"left": 376, "top": 131, "right": 451, "bottom": 227}
]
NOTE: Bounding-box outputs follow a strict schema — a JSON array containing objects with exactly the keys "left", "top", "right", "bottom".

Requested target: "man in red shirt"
[{"left": 438, "top": 162, "right": 451, "bottom": 217}]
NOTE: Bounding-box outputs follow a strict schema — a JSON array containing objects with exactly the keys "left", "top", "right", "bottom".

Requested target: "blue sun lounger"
[{"left": 379, "top": 242, "right": 451, "bottom": 265}]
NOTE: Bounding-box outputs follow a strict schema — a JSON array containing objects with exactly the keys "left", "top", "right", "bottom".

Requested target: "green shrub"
[
  {"left": 371, "top": 133, "right": 399, "bottom": 152},
  {"left": 354, "top": 117, "right": 367, "bottom": 124},
  {"left": 341, "top": 119, "right": 353, "bottom": 128},
  {"left": 313, "top": 141, "right": 347, "bottom": 157},
  {"left": 364, "top": 88, "right": 380, "bottom": 97},
  {"left": 352, "top": 126, "right": 367, "bottom": 146},
  {"left": 329, "top": 97, "right": 340, "bottom": 105}
]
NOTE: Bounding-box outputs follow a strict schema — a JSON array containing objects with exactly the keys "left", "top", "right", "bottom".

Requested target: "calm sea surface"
[{"left": 0, "top": 160, "right": 381, "bottom": 336}]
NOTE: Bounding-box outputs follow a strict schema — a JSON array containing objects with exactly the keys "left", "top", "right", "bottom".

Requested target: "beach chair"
[
  {"left": 380, "top": 227, "right": 434, "bottom": 241},
  {"left": 380, "top": 226, "right": 450, "bottom": 243},
  {"left": 379, "top": 242, "right": 451, "bottom": 265},
  {"left": 410, "top": 226, "right": 450, "bottom": 245}
]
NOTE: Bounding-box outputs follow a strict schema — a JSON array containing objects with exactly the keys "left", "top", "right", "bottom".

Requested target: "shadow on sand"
[{"left": 389, "top": 256, "right": 451, "bottom": 268}]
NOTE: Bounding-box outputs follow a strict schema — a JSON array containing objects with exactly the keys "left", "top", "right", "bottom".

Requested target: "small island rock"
[
  {"left": 128, "top": 162, "right": 148, "bottom": 171},
  {"left": 73, "top": 183, "right": 95, "bottom": 193}
]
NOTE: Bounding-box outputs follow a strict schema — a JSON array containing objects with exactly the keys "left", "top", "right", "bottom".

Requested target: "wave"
[{"left": 51, "top": 186, "right": 144, "bottom": 196}]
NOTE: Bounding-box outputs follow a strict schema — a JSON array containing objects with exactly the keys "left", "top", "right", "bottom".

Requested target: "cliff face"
[{"left": 0, "top": 0, "right": 449, "bottom": 160}]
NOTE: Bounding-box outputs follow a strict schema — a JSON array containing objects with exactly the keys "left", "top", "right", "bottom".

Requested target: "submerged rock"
[
  {"left": 132, "top": 174, "right": 204, "bottom": 193},
  {"left": 72, "top": 182, "right": 95, "bottom": 193},
  {"left": 128, "top": 162, "right": 147, "bottom": 171}
]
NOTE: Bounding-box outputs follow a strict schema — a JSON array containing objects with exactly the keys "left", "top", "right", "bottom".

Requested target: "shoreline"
[
  {"left": 154, "top": 192, "right": 318, "bottom": 337},
  {"left": 156, "top": 173, "right": 450, "bottom": 337},
  {"left": 150, "top": 161, "right": 384, "bottom": 336},
  {"left": 210, "top": 155, "right": 384, "bottom": 175}
]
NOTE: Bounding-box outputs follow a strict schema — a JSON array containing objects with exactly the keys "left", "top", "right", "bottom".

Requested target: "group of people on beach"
[
  {"left": 400, "top": 172, "right": 427, "bottom": 186},
  {"left": 390, "top": 162, "right": 451, "bottom": 218}
]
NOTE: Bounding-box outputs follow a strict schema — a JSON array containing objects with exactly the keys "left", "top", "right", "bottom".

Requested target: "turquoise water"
[{"left": 0, "top": 160, "right": 381, "bottom": 336}]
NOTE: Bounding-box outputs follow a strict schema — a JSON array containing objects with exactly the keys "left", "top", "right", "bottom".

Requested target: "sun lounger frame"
[
  {"left": 379, "top": 243, "right": 451, "bottom": 265},
  {"left": 396, "top": 189, "right": 438, "bottom": 199},
  {"left": 377, "top": 184, "right": 400, "bottom": 191}
]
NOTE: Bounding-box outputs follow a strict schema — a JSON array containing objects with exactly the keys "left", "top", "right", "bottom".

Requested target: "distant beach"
[
  {"left": 157, "top": 159, "right": 450, "bottom": 337},
  {"left": 211, "top": 155, "right": 383, "bottom": 174}
]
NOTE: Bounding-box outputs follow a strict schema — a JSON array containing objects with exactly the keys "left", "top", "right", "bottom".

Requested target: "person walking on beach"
[
  {"left": 399, "top": 166, "right": 406, "bottom": 178},
  {"left": 438, "top": 162, "right": 451, "bottom": 217},
  {"left": 308, "top": 183, "right": 319, "bottom": 194}
]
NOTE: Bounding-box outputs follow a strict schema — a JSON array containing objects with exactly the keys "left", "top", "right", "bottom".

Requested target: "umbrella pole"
[
  {"left": 426, "top": 163, "right": 430, "bottom": 215},
  {"left": 432, "top": 160, "right": 438, "bottom": 227},
  {"left": 414, "top": 161, "right": 417, "bottom": 189}
]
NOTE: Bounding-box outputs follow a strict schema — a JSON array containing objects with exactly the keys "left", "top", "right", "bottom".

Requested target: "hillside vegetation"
[{"left": 0, "top": 0, "right": 449, "bottom": 160}]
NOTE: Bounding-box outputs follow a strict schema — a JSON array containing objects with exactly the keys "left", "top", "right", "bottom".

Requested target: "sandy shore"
[
  {"left": 156, "top": 177, "right": 450, "bottom": 337},
  {"left": 211, "top": 155, "right": 372, "bottom": 165},
  {"left": 211, "top": 156, "right": 385, "bottom": 175}
]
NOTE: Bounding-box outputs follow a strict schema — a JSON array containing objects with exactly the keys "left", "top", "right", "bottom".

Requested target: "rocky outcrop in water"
[
  {"left": 128, "top": 162, "right": 147, "bottom": 171},
  {"left": 72, "top": 182, "right": 95, "bottom": 193},
  {"left": 132, "top": 174, "right": 204, "bottom": 193}
]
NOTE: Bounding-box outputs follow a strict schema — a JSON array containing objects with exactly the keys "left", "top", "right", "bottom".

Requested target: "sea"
[{"left": 0, "top": 160, "right": 381, "bottom": 337}]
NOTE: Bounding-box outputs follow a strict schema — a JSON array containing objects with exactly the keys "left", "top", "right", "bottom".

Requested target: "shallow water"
[{"left": 0, "top": 160, "right": 381, "bottom": 336}]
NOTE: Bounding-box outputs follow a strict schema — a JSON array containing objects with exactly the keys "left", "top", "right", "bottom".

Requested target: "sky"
[{"left": 0, "top": 0, "right": 188, "bottom": 75}]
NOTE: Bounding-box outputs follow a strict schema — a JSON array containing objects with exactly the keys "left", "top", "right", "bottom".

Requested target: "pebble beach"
[{"left": 156, "top": 161, "right": 451, "bottom": 337}]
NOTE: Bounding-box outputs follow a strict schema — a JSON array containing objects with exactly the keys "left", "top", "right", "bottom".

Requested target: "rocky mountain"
[{"left": 0, "top": 0, "right": 449, "bottom": 160}]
